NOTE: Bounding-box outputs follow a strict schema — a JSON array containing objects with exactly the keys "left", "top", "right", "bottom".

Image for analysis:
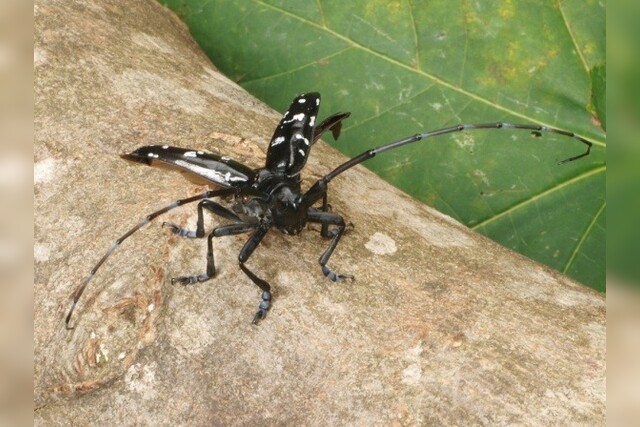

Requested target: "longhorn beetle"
[{"left": 65, "top": 92, "right": 592, "bottom": 328}]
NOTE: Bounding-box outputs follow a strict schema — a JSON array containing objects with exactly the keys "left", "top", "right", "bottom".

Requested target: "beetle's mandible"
[{"left": 65, "top": 92, "right": 592, "bottom": 328}]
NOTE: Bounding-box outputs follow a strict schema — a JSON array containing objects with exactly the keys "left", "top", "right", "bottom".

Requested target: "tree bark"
[{"left": 34, "top": 0, "right": 605, "bottom": 425}]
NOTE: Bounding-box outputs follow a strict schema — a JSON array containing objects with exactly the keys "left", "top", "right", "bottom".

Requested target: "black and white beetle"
[{"left": 65, "top": 92, "right": 592, "bottom": 328}]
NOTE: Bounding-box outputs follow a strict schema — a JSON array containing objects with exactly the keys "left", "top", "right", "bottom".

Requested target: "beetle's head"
[
  {"left": 232, "top": 192, "right": 270, "bottom": 223},
  {"left": 272, "top": 185, "right": 306, "bottom": 234}
]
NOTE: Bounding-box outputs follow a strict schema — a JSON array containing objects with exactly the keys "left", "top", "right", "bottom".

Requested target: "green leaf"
[
  {"left": 590, "top": 64, "right": 606, "bottom": 131},
  {"left": 161, "top": 0, "right": 606, "bottom": 291}
]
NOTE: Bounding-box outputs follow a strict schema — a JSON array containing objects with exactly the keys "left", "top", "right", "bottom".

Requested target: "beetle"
[{"left": 65, "top": 92, "right": 592, "bottom": 328}]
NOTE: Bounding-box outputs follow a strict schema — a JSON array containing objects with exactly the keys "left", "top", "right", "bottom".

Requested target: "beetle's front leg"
[
  {"left": 163, "top": 199, "right": 242, "bottom": 238},
  {"left": 171, "top": 223, "right": 257, "bottom": 285},
  {"left": 307, "top": 210, "right": 354, "bottom": 282}
]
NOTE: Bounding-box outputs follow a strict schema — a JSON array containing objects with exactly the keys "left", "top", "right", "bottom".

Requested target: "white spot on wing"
[
  {"left": 173, "top": 159, "right": 248, "bottom": 184},
  {"left": 271, "top": 136, "right": 285, "bottom": 146}
]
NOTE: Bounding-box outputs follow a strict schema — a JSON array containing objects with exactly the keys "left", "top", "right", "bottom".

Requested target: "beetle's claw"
[{"left": 322, "top": 265, "right": 354, "bottom": 282}]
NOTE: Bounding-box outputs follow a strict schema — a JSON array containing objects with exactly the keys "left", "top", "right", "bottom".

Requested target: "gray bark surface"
[{"left": 34, "top": 0, "right": 605, "bottom": 425}]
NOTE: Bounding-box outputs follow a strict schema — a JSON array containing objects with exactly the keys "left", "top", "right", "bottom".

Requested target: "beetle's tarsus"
[
  {"left": 171, "top": 274, "right": 210, "bottom": 285},
  {"left": 252, "top": 309, "right": 268, "bottom": 324},
  {"left": 322, "top": 265, "right": 354, "bottom": 282},
  {"left": 163, "top": 221, "right": 198, "bottom": 238}
]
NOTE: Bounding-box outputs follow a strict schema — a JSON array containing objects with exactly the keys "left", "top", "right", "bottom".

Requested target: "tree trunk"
[{"left": 34, "top": 0, "right": 605, "bottom": 425}]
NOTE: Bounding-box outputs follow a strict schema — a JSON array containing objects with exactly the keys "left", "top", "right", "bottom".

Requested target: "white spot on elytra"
[
  {"left": 161, "top": 145, "right": 169, "bottom": 149},
  {"left": 147, "top": 152, "right": 159, "bottom": 159},
  {"left": 298, "top": 149, "right": 305, "bottom": 157},
  {"left": 173, "top": 159, "right": 248, "bottom": 185},
  {"left": 365, "top": 232, "right": 397, "bottom": 255},
  {"left": 292, "top": 113, "right": 305, "bottom": 121},
  {"left": 183, "top": 151, "right": 197, "bottom": 157},
  {"left": 271, "top": 136, "right": 285, "bottom": 146},
  {"left": 298, "top": 98, "right": 306, "bottom": 103},
  {"left": 315, "top": 98, "right": 320, "bottom": 106},
  {"left": 309, "top": 115, "right": 316, "bottom": 126}
]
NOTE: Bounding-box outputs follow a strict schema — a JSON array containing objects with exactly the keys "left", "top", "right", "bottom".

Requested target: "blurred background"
[
  {"left": 608, "top": 0, "right": 640, "bottom": 423},
  {"left": 1, "top": 0, "right": 32, "bottom": 425}
]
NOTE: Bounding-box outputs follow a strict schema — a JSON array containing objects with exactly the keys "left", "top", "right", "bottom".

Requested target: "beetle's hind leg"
[
  {"left": 307, "top": 210, "right": 354, "bottom": 282},
  {"left": 163, "top": 199, "right": 242, "bottom": 238},
  {"left": 171, "top": 223, "right": 257, "bottom": 285}
]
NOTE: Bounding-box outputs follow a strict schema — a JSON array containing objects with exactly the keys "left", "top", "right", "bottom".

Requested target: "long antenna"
[
  {"left": 65, "top": 188, "right": 238, "bottom": 329},
  {"left": 322, "top": 122, "right": 592, "bottom": 184}
]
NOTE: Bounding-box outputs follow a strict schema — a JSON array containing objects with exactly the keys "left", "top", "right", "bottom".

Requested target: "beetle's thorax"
[{"left": 233, "top": 169, "right": 307, "bottom": 234}]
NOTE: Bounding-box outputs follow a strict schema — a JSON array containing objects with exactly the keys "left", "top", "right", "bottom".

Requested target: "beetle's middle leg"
[
  {"left": 167, "top": 198, "right": 251, "bottom": 284},
  {"left": 171, "top": 222, "right": 257, "bottom": 285},
  {"left": 163, "top": 199, "right": 242, "bottom": 238}
]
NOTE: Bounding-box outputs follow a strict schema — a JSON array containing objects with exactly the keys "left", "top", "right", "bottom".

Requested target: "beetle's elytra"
[{"left": 65, "top": 92, "right": 591, "bottom": 328}]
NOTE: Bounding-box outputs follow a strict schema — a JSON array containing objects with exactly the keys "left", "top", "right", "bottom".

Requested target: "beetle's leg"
[
  {"left": 237, "top": 224, "right": 272, "bottom": 324},
  {"left": 307, "top": 210, "right": 354, "bottom": 282},
  {"left": 163, "top": 199, "right": 242, "bottom": 238},
  {"left": 319, "top": 192, "right": 332, "bottom": 238},
  {"left": 171, "top": 222, "right": 257, "bottom": 285}
]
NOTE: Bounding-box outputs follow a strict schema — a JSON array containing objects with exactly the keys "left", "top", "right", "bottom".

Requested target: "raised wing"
[
  {"left": 312, "top": 111, "right": 351, "bottom": 145},
  {"left": 121, "top": 145, "right": 256, "bottom": 188},
  {"left": 265, "top": 92, "right": 320, "bottom": 176}
]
